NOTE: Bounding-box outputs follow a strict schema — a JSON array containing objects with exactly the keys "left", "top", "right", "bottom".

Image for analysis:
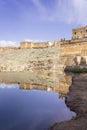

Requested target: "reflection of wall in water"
[{"left": 19, "top": 75, "right": 72, "bottom": 99}]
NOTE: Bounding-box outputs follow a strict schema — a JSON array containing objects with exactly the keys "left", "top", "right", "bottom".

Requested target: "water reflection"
[
  {"left": 0, "top": 71, "right": 75, "bottom": 130},
  {"left": 0, "top": 71, "right": 72, "bottom": 99}
]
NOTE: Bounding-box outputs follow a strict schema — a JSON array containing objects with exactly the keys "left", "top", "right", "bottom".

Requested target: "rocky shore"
[{"left": 50, "top": 74, "right": 87, "bottom": 130}]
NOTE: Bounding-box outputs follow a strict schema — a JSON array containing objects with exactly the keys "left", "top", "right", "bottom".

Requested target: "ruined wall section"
[
  {"left": 60, "top": 40, "right": 87, "bottom": 56},
  {"left": 0, "top": 47, "right": 18, "bottom": 51},
  {"left": 20, "top": 42, "right": 33, "bottom": 49},
  {"left": 72, "top": 26, "right": 87, "bottom": 39},
  {"left": 20, "top": 41, "right": 54, "bottom": 49},
  {"left": 60, "top": 40, "right": 87, "bottom": 66}
]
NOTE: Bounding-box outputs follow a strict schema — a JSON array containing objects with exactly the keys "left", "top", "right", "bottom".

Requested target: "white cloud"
[
  {"left": 0, "top": 83, "right": 18, "bottom": 89},
  {"left": 72, "top": 0, "right": 87, "bottom": 24},
  {"left": 0, "top": 40, "right": 19, "bottom": 47},
  {"left": 24, "top": 38, "right": 47, "bottom": 42},
  {"left": 24, "top": 39, "right": 36, "bottom": 42},
  {"left": 31, "top": 0, "right": 87, "bottom": 25},
  {"left": 1, "top": 0, "right": 87, "bottom": 25}
]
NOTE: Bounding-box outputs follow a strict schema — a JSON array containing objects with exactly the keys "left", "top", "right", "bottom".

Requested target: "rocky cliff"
[{"left": 0, "top": 47, "right": 64, "bottom": 73}]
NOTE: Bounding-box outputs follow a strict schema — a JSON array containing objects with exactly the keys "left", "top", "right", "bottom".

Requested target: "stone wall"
[
  {"left": 60, "top": 40, "right": 87, "bottom": 66},
  {"left": 20, "top": 38, "right": 87, "bottom": 58},
  {"left": 20, "top": 42, "right": 33, "bottom": 49},
  {"left": 60, "top": 26, "right": 87, "bottom": 67},
  {"left": 0, "top": 47, "right": 18, "bottom": 51},
  {"left": 20, "top": 41, "right": 53, "bottom": 49},
  {"left": 0, "top": 30, "right": 87, "bottom": 71},
  {"left": 72, "top": 26, "right": 87, "bottom": 39},
  {"left": 0, "top": 40, "right": 87, "bottom": 70},
  {"left": 60, "top": 40, "right": 87, "bottom": 56},
  {"left": 20, "top": 41, "right": 60, "bottom": 49}
]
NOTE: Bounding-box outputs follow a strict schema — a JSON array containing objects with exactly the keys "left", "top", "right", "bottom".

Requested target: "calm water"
[{"left": 0, "top": 83, "right": 75, "bottom": 130}]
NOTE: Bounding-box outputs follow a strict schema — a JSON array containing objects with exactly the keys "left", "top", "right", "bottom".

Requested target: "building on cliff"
[{"left": 72, "top": 26, "right": 87, "bottom": 39}]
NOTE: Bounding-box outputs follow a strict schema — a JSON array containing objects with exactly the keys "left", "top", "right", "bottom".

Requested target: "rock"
[{"left": 50, "top": 74, "right": 87, "bottom": 130}]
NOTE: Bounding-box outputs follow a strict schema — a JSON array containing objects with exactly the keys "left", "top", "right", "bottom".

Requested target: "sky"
[{"left": 0, "top": 0, "right": 87, "bottom": 46}]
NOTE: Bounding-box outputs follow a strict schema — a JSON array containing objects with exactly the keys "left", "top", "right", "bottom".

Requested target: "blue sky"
[{"left": 0, "top": 0, "right": 87, "bottom": 46}]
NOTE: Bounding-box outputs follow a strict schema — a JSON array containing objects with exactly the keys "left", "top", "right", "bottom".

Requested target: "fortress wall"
[
  {"left": 72, "top": 26, "right": 87, "bottom": 39},
  {"left": 32, "top": 42, "right": 49, "bottom": 48},
  {"left": 0, "top": 47, "right": 18, "bottom": 51},
  {"left": 61, "top": 41, "right": 87, "bottom": 56},
  {"left": 20, "top": 41, "right": 52, "bottom": 49},
  {"left": 20, "top": 42, "right": 33, "bottom": 49},
  {"left": 53, "top": 41, "right": 59, "bottom": 46},
  {"left": 0, "top": 38, "right": 87, "bottom": 69},
  {"left": 60, "top": 40, "right": 87, "bottom": 66},
  {"left": 72, "top": 29, "right": 84, "bottom": 39}
]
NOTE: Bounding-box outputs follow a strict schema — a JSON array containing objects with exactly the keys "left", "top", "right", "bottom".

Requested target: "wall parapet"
[
  {"left": 20, "top": 41, "right": 51, "bottom": 49},
  {"left": 0, "top": 47, "right": 18, "bottom": 51}
]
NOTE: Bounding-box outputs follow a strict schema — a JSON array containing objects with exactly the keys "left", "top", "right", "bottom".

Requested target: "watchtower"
[{"left": 72, "top": 26, "right": 87, "bottom": 39}]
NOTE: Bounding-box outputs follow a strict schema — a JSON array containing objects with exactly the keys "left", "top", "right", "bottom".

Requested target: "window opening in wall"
[{"left": 74, "top": 32, "right": 76, "bottom": 35}]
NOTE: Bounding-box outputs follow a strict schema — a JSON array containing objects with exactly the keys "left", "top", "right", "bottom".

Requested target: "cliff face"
[
  {"left": 0, "top": 47, "right": 64, "bottom": 73},
  {"left": 50, "top": 75, "right": 87, "bottom": 130}
]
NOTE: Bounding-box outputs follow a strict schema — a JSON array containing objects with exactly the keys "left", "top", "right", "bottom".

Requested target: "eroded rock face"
[
  {"left": 0, "top": 47, "right": 64, "bottom": 73},
  {"left": 50, "top": 74, "right": 87, "bottom": 130}
]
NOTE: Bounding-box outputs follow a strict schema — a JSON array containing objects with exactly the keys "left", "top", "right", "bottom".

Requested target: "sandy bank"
[{"left": 50, "top": 74, "right": 87, "bottom": 130}]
